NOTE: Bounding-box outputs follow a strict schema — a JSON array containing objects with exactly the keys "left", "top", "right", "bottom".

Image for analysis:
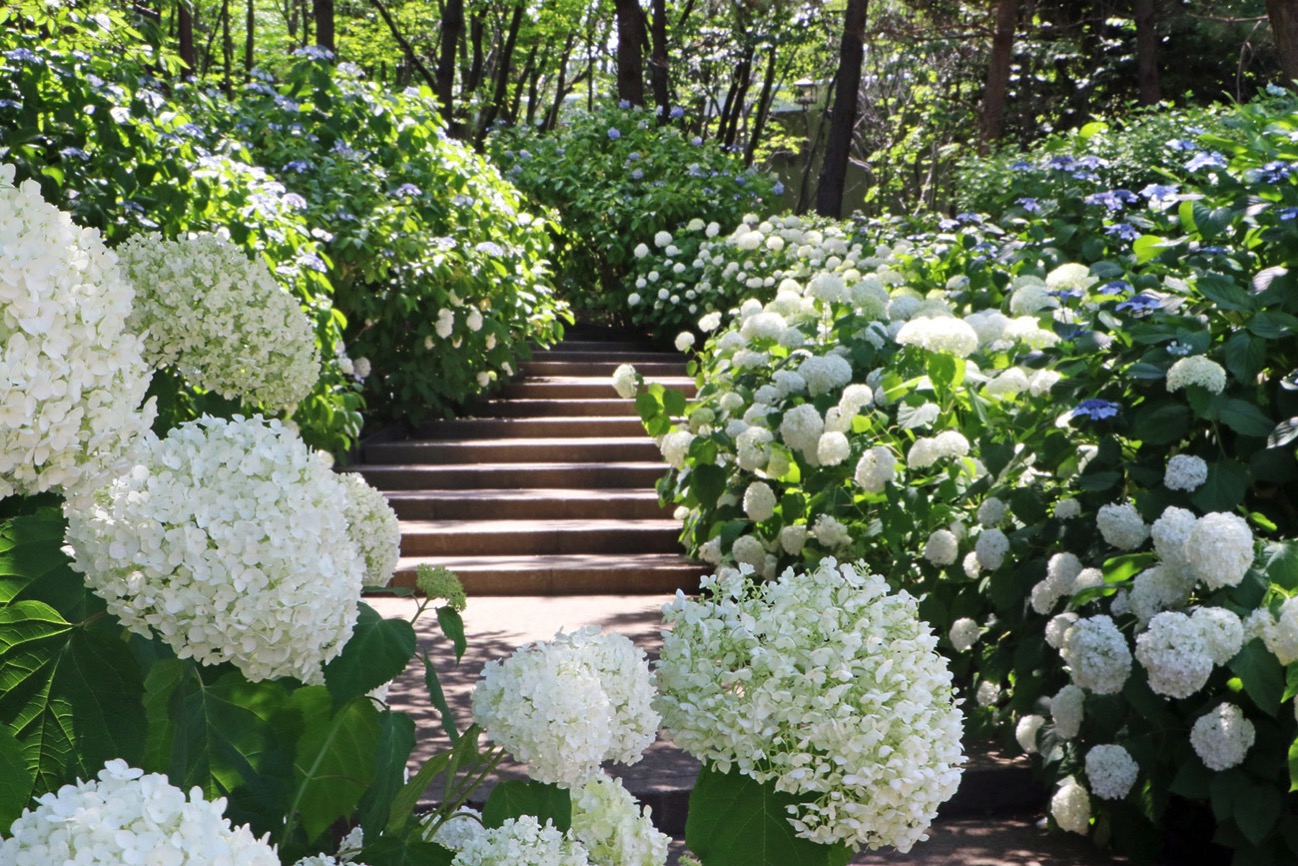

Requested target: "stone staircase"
[{"left": 351, "top": 335, "right": 708, "bottom": 595}]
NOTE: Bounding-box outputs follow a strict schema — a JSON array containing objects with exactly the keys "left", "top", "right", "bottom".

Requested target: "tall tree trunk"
[
  {"left": 815, "top": 0, "right": 868, "bottom": 218},
  {"left": 220, "top": 0, "right": 233, "bottom": 94},
  {"left": 524, "top": 49, "right": 547, "bottom": 126},
  {"left": 244, "top": 0, "right": 254, "bottom": 76},
  {"left": 436, "top": 0, "right": 464, "bottom": 117},
  {"left": 614, "top": 0, "right": 646, "bottom": 106},
  {"left": 465, "top": 12, "right": 486, "bottom": 93},
  {"left": 648, "top": 0, "right": 670, "bottom": 119},
  {"left": 979, "top": 0, "right": 1019, "bottom": 150},
  {"left": 1134, "top": 0, "right": 1160, "bottom": 104},
  {"left": 1268, "top": 0, "right": 1298, "bottom": 89},
  {"left": 313, "top": 0, "right": 334, "bottom": 54},
  {"left": 744, "top": 44, "right": 780, "bottom": 166},
  {"left": 721, "top": 45, "right": 754, "bottom": 149},
  {"left": 508, "top": 45, "right": 538, "bottom": 124},
  {"left": 544, "top": 32, "right": 576, "bottom": 131},
  {"left": 178, "top": 1, "right": 195, "bottom": 77},
  {"left": 476, "top": 1, "right": 525, "bottom": 146}
]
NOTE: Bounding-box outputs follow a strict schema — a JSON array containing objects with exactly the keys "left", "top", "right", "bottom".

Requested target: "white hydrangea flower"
[
  {"left": 976, "top": 679, "right": 1001, "bottom": 707},
  {"left": 656, "top": 559, "right": 964, "bottom": 852},
  {"left": 731, "top": 535, "right": 767, "bottom": 572},
  {"left": 1072, "top": 568, "right": 1105, "bottom": 594},
  {"left": 1190, "top": 704, "right": 1255, "bottom": 771},
  {"left": 1192, "top": 606, "right": 1244, "bottom": 666},
  {"left": 698, "top": 311, "right": 723, "bottom": 332},
  {"left": 974, "top": 529, "right": 1010, "bottom": 571},
  {"left": 1014, "top": 714, "right": 1044, "bottom": 755},
  {"left": 338, "top": 472, "right": 401, "bottom": 587},
  {"left": 772, "top": 369, "right": 807, "bottom": 397},
  {"left": 1185, "top": 512, "right": 1254, "bottom": 590},
  {"left": 985, "top": 367, "right": 1029, "bottom": 399},
  {"left": 1165, "top": 454, "right": 1209, "bottom": 491},
  {"left": 120, "top": 233, "right": 320, "bottom": 411},
  {"left": 65, "top": 415, "right": 365, "bottom": 683},
  {"left": 658, "top": 430, "right": 694, "bottom": 469},
  {"left": 1136, "top": 611, "right": 1215, "bottom": 699},
  {"left": 0, "top": 759, "right": 278, "bottom": 865},
  {"left": 1266, "top": 598, "right": 1298, "bottom": 665},
  {"left": 796, "top": 354, "right": 853, "bottom": 397},
  {"left": 1029, "top": 369, "right": 1063, "bottom": 397},
  {"left": 907, "top": 431, "right": 970, "bottom": 470},
  {"left": 1054, "top": 498, "right": 1082, "bottom": 520},
  {"left": 0, "top": 164, "right": 155, "bottom": 501},
  {"left": 949, "top": 617, "right": 981, "bottom": 652},
  {"left": 1045, "top": 263, "right": 1096, "bottom": 294},
  {"left": 816, "top": 431, "right": 851, "bottom": 466},
  {"left": 779, "top": 403, "right": 824, "bottom": 459},
  {"left": 853, "top": 445, "right": 896, "bottom": 493},
  {"left": 811, "top": 514, "right": 852, "bottom": 548},
  {"left": 1166, "top": 355, "right": 1227, "bottom": 394},
  {"left": 653, "top": 230, "right": 672, "bottom": 248},
  {"left": 735, "top": 426, "right": 774, "bottom": 471},
  {"left": 697, "top": 537, "right": 723, "bottom": 566},
  {"left": 1045, "top": 612, "right": 1079, "bottom": 649},
  {"left": 1002, "top": 316, "right": 1060, "bottom": 348},
  {"left": 742, "top": 481, "right": 777, "bottom": 523},
  {"left": 1050, "top": 684, "right": 1085, "bottom": 739},
  {"left": 1085, "top": 745, "right": 1138, "bottom": 801},
  {"left": 1151, "top": 506, "right": 1197, "bottom": 570},
  {"left": 894, "top": 316, "right": 979, "bottom": 358},
  {"left": 1050, "top": 777, "right": 1091, "bottom": 835},
  {"left": 1097, "top": 502, "right": 1149, "bottom": 550},
  {"left": 1009, "top": 283, "right": 1060, "bottom": 316},
  {"left": 570, "top": 776, "right": 669, "bottom": 866},
  {"left": 673, "top": 332, "right": 694, "bottom": 352},
  {"left": 964, "top": 309, "right": 1008, "bottom": 346},
  {"left": 471, "top": 627, "right": 659, "bottom": 789},
  {"left": 1061, "top": 615, "right": 1131, "bottom": 695},
  {"left": 924, "top": 529, "right": 959, "bottom": 566},
  {"left": 1129, "top": 564, "right": 1193, "bottom": 625},
  {"left": 740, "top": 311, "right": 788, "bottom": 342},
  {"left": 1031, "top": 552, "right": 1084, "bottom": 614},
  {"left": 424, "top": 808, "right": 487, "bottom": 851},
  {"left": 450, "top": 816, "right": 590, "bottom": 866},
  {"left": 977, "top": 497, "right": 1008, "bottom": 528}
]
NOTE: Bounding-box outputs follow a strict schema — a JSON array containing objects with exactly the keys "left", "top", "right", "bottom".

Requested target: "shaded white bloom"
[
  {"left": 1136, "top": 611, "right": 1214, "bottom": 699},
  {"left": 853, "top": 445, "right": 896, "bottom": 493},
  {"left": 0, "top": 759, "right": 278, "bottom": 865},
  {"left": 811, "top": 514, "right": 852, "bottom": 548},
  {"left": 658, "top": 431, "right": 694, "bottom": 469},
  {"left": 1151, "top": 506, "right": 1197, "bottom": 570},
  {"left": 0, "top": 165, "right": 155, "bottom": 500},
  {"left": 1097, "top": 502, "right": 1149, "bottom": 550},
  {"left": 838, "top": 383, "right": 874, "bottom": 416},
  {"left": 1054, "top": 498, "right": 1081, "bottom": 520},
  {"left": 740, "top": 311, "right": 787, "bottom": 342},
  {"left": 924, "top": 529, "right": 959, "bottom": 566},
  {"left": 656, "top": 559, "right": 964, "bottom": 852},
  {"left": 1045, "top": 263, "right": 1096, "bottom": 294},
  {"left": 338, "top": 472, "right": 401, "bottom": 587},
  {"left": 974, "top": 529, "right": 1010, "bottom": 571},
  {"left": 1071, "top": 567, "right": 1105, "bottom": 594},
  {"left": 1029, "top": 369, "right": 1063, "bottom": 397},
  {"left": 570, "top": 776, "right": 669, "bottom": 866},
  {"left": 436, "top": 308, "right": 455, "bottom": 338},
  {"left": 1084, "top": 744, "right": 1138, "bottom": 801},
  {"left": 1050, "top": 777, "right": 1091, "bottom": 835},
  {"left": 1166, "top": 355, "right": 1227, "bottom": 393},
  {"left": 1009, "top": 283, "right": 1059, "bottom": 316},
  {"left": 1190, "top": 704, "right": 1255, "bottom": 771},
  {"left": 1061, "top": 615, "right": 1131, "bottom": 695},
  {"left": 1185, "top": 512, "right": 1254, "bottom": 590},
  {"left": 976, "top": 680, "right": 1001, "bottom": 707},
  {"left": 779, "top": 403, "right": 824, "bottom": 458},
  {"left": 816, "top": 431, "right": 851, "bottom": 466},
  {"left": 1192, "top": 606, "right": 1244, "bottom": 665},
  {"left": 654, "top": 231, "right": 672, "bottom": 248},
  {"left": 949, "top": 617, "right": 980, "bottom": 651},
  {"left": 1050, "top": 684, "right": 1085, "bottom": 739},
  {"left": 743, "top": 481, "right": 777, "bottom": 522},
  {"left": 894, "top": 316, "right": 979, "bottom": 358},
  {"left": 120, "top": 233, "right": 320, "bottom": 410},
  {"left": 1032, "top": 552, "right": 1084, "bottom": 614},
  {"left": 1165, "top": 454, "right": 1209, "bottom": 491},
  {"left": 1045, "top": 612, "right": 1079, "bottom": 649},
  {"left": 964, "top": 309, "right": 1008, "bottom": 345},
  {"left": 779, "top": 524, "right": 807, "bottom": 555},
  {"left": 450, "top": 816, "right": 590, "bottom": 866},
  {"left": 731, "top": 535, "right": 768, "bottom": 572},
  {"left": 1267, "top": 598, "right": 1298, "bottom": 665},
  {"left": 633, "top": 243, "right": 650, "bottom": 258},
  {"left": 471, "top": 628, "right": 659, "bottom": 789},
  {"left": 65, "top": 415, "right": 364, "bottom": 683},
  {"left": 424, "top": 808, "right": 487, "bottom": 851},
  {"left": 674, "top": 332, "right": 694, "bottom": 352},
  {"left": 772, "top": 369, "right": 807, "bottom": 397},
  {"left": 735, "top": 426, "right": 774, "bottom": 471},
  {"left": 1129, "top": 564, "right": 1193, "bottom": 625},
  {"left": 1002, "top": 316, "right": 1060, "bottom": 348},
  {"left": 1016, "top": 714, "right": 1046, "bottom": 754},
  {"left": 977, "top": 497, "right": 1008, "bottom": 528}
]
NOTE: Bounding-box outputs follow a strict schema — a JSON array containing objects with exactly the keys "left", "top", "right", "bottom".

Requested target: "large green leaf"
[
  {"left": 1228, "top": 641, "right": 1284, "bottom": 717},
  {"left": 482, "top": 779, "right": 571, "bottom": 832},
  {"left": 0, "top": 510, "right": 98, "bottom": 617},
  {"left": 356, "top": 711, "right": 416, "bottom": 839},
  {"left": 324, "top": 603, "right": 416, "bottom": 709},
  {"left": 360, "top": 835, "right": 455, "bottom": 866},
  {"left": 289, "top": 688, "right": 382, "bottom": 842},
  {"left": 1191, "top": 460, "right": 1249, "bottom": 513},
  {"left": 0, "top": 723, "right": 34, "bottom": 831},
  {"left": 1215, "top": 398, "right": 1275, "bottom": 438},
  {"left": 685, "top": 763, "right": 853, "bottom": 866},
  {"left": 0, "top": 601, "right": 145, "bottom": 795}
]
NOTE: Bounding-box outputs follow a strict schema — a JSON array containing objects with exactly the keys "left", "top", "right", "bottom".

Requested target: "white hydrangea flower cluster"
[
  {"left": 570, "top": 776, "right": 670, "bottom": 866},
  {"left": 611, "top": 363, "right": 639, "bottom": 399},
  {"left": 337, "top": 471, "right": 401, "bottom": 587},
  {"left": 1165, "top": 355, "right": 1227, "bottom": 394},
  {"left": 1015, "top": 714, "right": 1045, "bottom": 754},
  {"left": 853, "top": 446, "right": 897, "bottom": 493},
  {"left": 0, "top": 163, "right": 156, "bottom": 501},
  {"left": 1190, "top": 703, "right": 1255, "bottom": 771},
  {"left": 894, "top": 316, "right": 980, "bottom": 358},
  {"left": 1050, "top": 684, "right": 1085, "bottom": 739},
  {"left": 949, "top": 617, "right": 981, "bottom": 651},
  {"left": 1134, "top": 611, "right": 1214, "bottom": 699},
  {"left": 656, "top": 559, "right": 964, "bottom": 852},
  {"left": 907, "top": 430, "right": 970, "bottom": 469},
  {"left": 923, "top": 529, "right": 959, "bottom": 565},
  {"left": 118, "top": 232, "right": 320, "bottom": 411},
  {"left": 0, "top": 759, "right": 278, "bottom": 866},
  {"left": 1050, "top": 777, "right": 1091, "bottom": 834},
  {"left": 1096, "top": 502, "right": 1149, "bottom": 550},
  {"left": 449, "top": 816, "right": 591, "bottom": 866},
  {"left": 471, "top": 627, "right": 658, "bottom": 789},
  {"left": 1184, "top": 512, "right": 1254, "bottom": 590},
  {"left": 1164, "top": 454, "right": 1209, "bottom": 491},
  {"left": 1060, "top": 615, "right": 1132, "bottom": 695},
  {"left": 1084, "top": 744, "right": 1138, "bottom": 800},
  {"left": 64, "top": 415, "right": 365, "bottom": 683}
]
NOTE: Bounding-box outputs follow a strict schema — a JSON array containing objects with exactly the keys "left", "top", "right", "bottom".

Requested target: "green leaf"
[
  {"left": 0, "top": 510, "right": 96, "bottom": 615},
  {"left": 1224, "top": 333, "right": 1267, "bottom": 384},
  {"left": 360, "top": 836, "right": 454, "bottom": 866},
  {"left": 357, "top": 711, "right": 416, "bottom": 839},
  {"left": 1131, "top": 403, "right": 1190, "bottom": 446},
  {"left": 1195, "top": 273, "right": 1253, "bottom": 312},
  {"left": 0, "top": 723, "right": 34, "bottom": 831},
  {"left": 1191, "top": 460, "right": 1249, "bottom": 513},
  {"left": 421, "top": 653, "right": 459, "bottom": 744},
  {"left": 482, "top": 779, "right": 572, "bottom": 832},
  {"left": 1228, "top": 641, "right": 1284, "bottom": 716},
  {"left": 325, "top": 603, "right": 416, "bottom": 709},
  {"left": 1234, "top": 778, "right": 1282, "bottom": 846},
  {"left": 0, "top": 601, "right": 146, "bottom": 794},
  {"left": 685, "top": 763, "right": 853, "bottom": 866},
  {"left": 1259, "top": 541, "right": 1298, "bottom": 591},
  {"left": 436, "top": 607, "right": 467, "bottom": 664},
  {"left": 663, "top": 388, "right": 688, "bottom": 417},
  {"left": 1289, "top": 736, "right": 1298, "bottom": 792},
  {"left": 926, "top": 353, "right": 965, "bottom": 391},
  {"left": 1216, "top": 398, "right": 1275, "bottom": 438},
  {"left": 289, "top": 688, "right": 381, "bottom": 842},
  {"left": 386, "top": 749, "right": 454, "bottom": 834},
  {"left": 1250, "top": 311, "right": 1298, "bottom": 339},
  {"left": 1132, "top": 235, "right": 1170, "bottom": 264}
]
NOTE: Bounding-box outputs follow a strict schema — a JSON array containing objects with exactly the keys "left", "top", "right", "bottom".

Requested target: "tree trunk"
[
  {"left": 1134, "top": 0, "right": 1160, "bottom": 104},
  {"left": 244, "top": 0, "right": 254, "bottom": 77},
  {"left": 744, "top": 44, "right": 780, "bottom": 166},
  {"left": 524, "top": 49, "right": 547, "bottom": 126},
  {"left": 436, "top": 0, "right": 464, "bottom": 116},
  {"left": 313, "top": 0, "right": 334, "bottom": 53},
  {"left": 814, "top": 0, "right": 868, "bottom": 218},
  {"left": 648, "top": 0, "right": 670, "bottom": 119},
  {"left": 508, "top": 45, "right": 538, "bottom": 124},
  {"left": 721, "top": 45, "right": 754, "bottom": 149},
  {"left": 543, "top": 32, "right": 577, "bottom": 131},
  {"left": 475, "top": 1, "right": 525, "bottom": 146},
  {"left": 178, "top": 1, "right": 195, "bottom": 77},
  {"left": 614, "top": 0, "right": 646, "bottom": 106},
  {"left": 220, "top": 0, "right": 233, "bottom": 94},
  {"left": 979, "top": 0, "right": 1018, "bottom": 150},
  {"left": 465, "top": 12, "right": 486, "bottom": 93},
  {"left": 368, "top": 0, "right": 438, "bottom": 91},
  {"left": 1268, "top": 0, "right": 1298, "bottom": 89}
]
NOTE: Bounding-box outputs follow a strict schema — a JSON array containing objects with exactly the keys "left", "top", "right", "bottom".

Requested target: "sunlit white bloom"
[
  {"left": 743, "top": 481, "right": 777, "bottom": 523},
  {"left": 895, "top": 316, "right": 979, "bottom": 357},
  {"left": 1129, "top": 564, "right": 1193, "bottom": 625},
  {"left": 853, "top": 446, "right": 896, "bottom": 493},
  {"left": 1151, "top": 505, "right": 1196, "bottom": 570},
  {"left": 778, "top": 524, "right": 807, "bottom": 555},
  {"left": 1045, "top": 263, "right": 1096, "bottom": 293},
  {"left": 811, "top": 514, "right": 852, "bottom": 548},
  {"left": 570, "top": 776, "right": 669, "bottom": 866},
  {"left": 1050, "top": 684, "right": 1085, "bottom": 739},
  {"left": 1136, "top": 611, "right": 1214, "bottom": 699},
  {"left": 797, "top": 353, "right": 853, "bottom": 397},
  {"left": 816, "top": 431, "right": 851, "bottom": 466},
  {"left": 1055, "top": 498, "right": 1082, "bottom": 520},
  {"left": 977, "top": 497, "right": 1008, "bottom": 528},
  {"left": 674, "top": 331, "right": 695, "bottom": 352},
  {"left": 612, "top": 364, "right": 639, "bottom": 399},
  {"left": 1050, "top": 777, "right": 1091, "bottom": 835},
  {"left": 779, "top": 403, "right": 824, "bottom": 459},
  {"left": 450, "top": 816, "right": 590, "bottom": 866},
  {"left": 338, "top": 472, "right": 401, "bottom": 587},
  {"left": 1190, "top": 703, "right": 1255, "bottom": 771},
  {"left": 949, "top": 617, "right": 981, "bottom": 652},
  {"left": 1185, "top": 512, "right": 1254, "bottom": 590},
  {"left": 659, "top": 430, "right": 695, "bottom": 469},
  {"left": 1061, "top": 615, "right": 1131, "bottom": 695},
  {"left": 1016, "top": 714, "right": 1046, "bottom": 754},
  {"left": 1084, "top": 744, "right": 1138, "bottom": 801},
  {"left": 924, "top": 529, "right": 959, "bottom": 566},
  {"left": 974, "top": 529, "right": 1010, "bottom": 570},
  {"left": 735, "top": 426, "right": 774, "bottom": 471},
  {"left": 1045, "top": 612, "right": 1079, "bottom": 649},
  {"left": 1192, "top": 606, "right": 1244, "bottom": 665},
  {"left": 1166, "top": 355, "right": 1227, "bottom": 393},
  {"left": 1097, "top": 502, "right": 1149, "bottom": 550}
]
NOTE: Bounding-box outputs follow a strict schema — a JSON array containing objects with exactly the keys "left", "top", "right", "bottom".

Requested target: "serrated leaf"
[
  {"left": 1260, "top": 541, "right": 1298, "bottom": 591},
  {"left": 482, "top": 779, "right": 571, "bottom": 831},
  {"left": 1195, "top": 273, "right": 1254, "bottom": 311},
  {"left": 1217, "top": 398, "right": 1275, "bottom": 438},
  {"left": 1234, "top": 779, "right": 1282, "bottom": 846},
  {"left": 360, "top": 836, "right": 455, "bottom": 866},
  {"left": 325, "top": 603, "right": 416, "bottom": 709},
  {"left": 1249, "top": 311, "right": 1298, "bottom": 339},
  {"left": 1191, "top": 460, "right": 1250, "bottom": 513},
  {"left": 1132, "top": 402, "right": 1190, "bottom": 445},
  {"left": 290, "top": 688, "right": 381, "bottom": 842},
  {"left": 0, "top": 510, "right": 98, "bottom": 616},
  {"left": 436, "top": 606, "right": 466, "bottom": 663},
  {"left": 0, "top": 724, "right": 33, "bottom": 831},
  {"left": 663, "top": 387, "right": 687, "bottom": 417},
  {"left": 1228, "top": 640, "right": 1283, "bottom": 716},
  {"left": 421, "top": 653, "right": 459, "bottom": 744},
  {"left": 1224, "top": 333, "right": 1267, "bottom": 384},
  {"left": 357, "top": 711, "right": 416, "bottom": 839},
  {"left": 686, "top": 763, "right": 853, "bottom": 866}
]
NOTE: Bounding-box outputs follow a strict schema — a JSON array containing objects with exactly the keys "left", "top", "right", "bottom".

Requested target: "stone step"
[
  {"left": 399, "top": 519, "right": 683, "bottom": 556},
  {"left": 391, "top": 553, "right": 706, "bottom": 594},
  {"left": 536, "top": 348, "right": 684, "bottom": 364},
  {"left": 353, "top": 461, "right": 668, "bottom": 490},
  {"left": 409, "top": 416, "right": 649, "bottom": 440},
  {"left": 522, "top": 359, "right": 687, "bottom": 378},
  {"left": 382, "top": 489, "right": 673, "bottom": 521},
  {"left": 470, "top": 398, "right": 640, "bottom": 418},
  {"left": 499, "top": 377, "right": 696, "bottom": 400},
  {"left": 368, "top": 437, "right": 661, "bottom": 465}
]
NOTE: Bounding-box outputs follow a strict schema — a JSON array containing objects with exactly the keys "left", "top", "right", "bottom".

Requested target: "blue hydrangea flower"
[
  {"left": 282, "top": 192, "right": 308, "bottom": 210},
  {"left": 618, "top": 99, "right": 631, "bottom": 109},
  {"left": 607, "top": 127, "right": 621, "bottom": 140},
  {"left": 938, "top": 218, "right": 959, "bottom": 230},
  {"left": 670, "top": 106, "right": 685, "bottom": 119},
  {"left": 59, "top": 147, "right": 90, "bottom": 162},
  {"left": 690, "top": 136, "right": 703, "bottom": 146},
  {"left": 1017, "top": 197, "right": 1041, "bottom": 212},
  {"left": 1097, "top": 280, "right": 1131, "bottom": 296},
  {"left": 1140, "top": 183, "right": 1181, "bottom": 209},
  {"left": 1116, "top": 293, "right": 1160, "bottom": 312},
  {"left": 0, "top": 98, "right": 22, "bottom": 110},
  {"left": 1166, "top": 138, "right": 1198, "bottom": 152},
  {"left": 1049, "top": 288, "right": 1086, "bottom": 302},
  {"left": 627, "top": 151, "right": 640, "bottom": 161},
  {"left": 630, "top": 168, "right": 643, "bottom": 180},
  {"left": 1047, "top": 155, "right": 1078, "bottom": 172},
  {"left": 283, "top": 159, "right": 313, "bottom": 174},
  {"left": 393, "top": 183, "right": 422, "bottom": 198},
  {"left": 1247, "top": 161, "right": 1295, "bottom": 185},
  {"left": 773, "top": 181, "right": 785, "bottom": 195},
  {"left": 4, "top": 48, "right": 41, "bottom": 64},
  {"left": 1185, "top": 151, "right": 1227, "bottom": 172},
  {"left": 1011, "top": 160, "right": 1034, "bottom": 171},
  {"left": 1278, "top": 206, "right": 1298, "bottom": 221},
  {"left": 1073, "top": 399, "right": 1120, "bottom": 420},
  {"left": 1104, "top": 223, "right": 1140, "bottom": 242},
  {"left": 1084, "top": 189, "right": 1138, "bottom": 211}
]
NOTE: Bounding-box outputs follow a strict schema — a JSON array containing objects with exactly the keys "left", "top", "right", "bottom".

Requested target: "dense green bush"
[
  {"left": 489, "top": 103, "right": 780, "bottom": 324},
  {"left": 197, "top": 56, "right": 569, "bottom": 425}
]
